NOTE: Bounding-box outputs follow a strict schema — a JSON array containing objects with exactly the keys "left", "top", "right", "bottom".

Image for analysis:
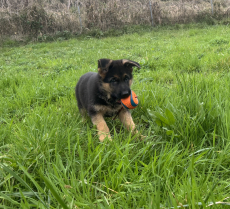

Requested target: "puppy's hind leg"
[
  {"left": 79, "top": 108, "right": 88, "bottom": 123},
  {"left": 76, "top": 99, "right": 87, "bottom": 122},
  {"left": 91, "top": 113, "right": 112, "bottom": 142}
]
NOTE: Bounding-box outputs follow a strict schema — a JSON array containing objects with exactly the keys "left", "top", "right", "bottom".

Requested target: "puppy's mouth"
[
  {"left": 111, "top": 94, "right": 122, "bottom": 104},
  {"left": 108, "top": 96, "right": 121, "bottom": 105}
]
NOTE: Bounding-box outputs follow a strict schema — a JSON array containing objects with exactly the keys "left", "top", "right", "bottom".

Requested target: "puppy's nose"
[{"left": 121, "top": 90, "right": 130, "bottom": 99}]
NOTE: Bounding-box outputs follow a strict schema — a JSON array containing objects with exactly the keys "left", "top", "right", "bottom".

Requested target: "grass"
[{"left": 1, "top": 24, "right": 230, "bottom": 208}]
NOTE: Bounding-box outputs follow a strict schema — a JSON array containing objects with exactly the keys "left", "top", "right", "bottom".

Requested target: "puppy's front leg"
[
  {"left": 118, "top": 108, "right": 137, "bottom": 134},
  {"left": 91, "top": 114, "right": 112, "bottom": 142}
]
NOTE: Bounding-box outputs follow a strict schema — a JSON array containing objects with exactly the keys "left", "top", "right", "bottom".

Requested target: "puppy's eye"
[
  {"left": 124, "top": 76, "right": 129, "bottom": 81},
  {"left": 110, "top": 78, "right": 117, "bottom": 83}
]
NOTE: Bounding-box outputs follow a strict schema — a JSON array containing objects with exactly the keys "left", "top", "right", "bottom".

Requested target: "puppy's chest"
[{"left": 94, "top": 104, "right": 122, "bottom": 117}]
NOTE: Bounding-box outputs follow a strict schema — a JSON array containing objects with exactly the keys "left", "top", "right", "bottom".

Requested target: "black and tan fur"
[{"left": 75, "top": 59, "right": 141, "bottom": 142}]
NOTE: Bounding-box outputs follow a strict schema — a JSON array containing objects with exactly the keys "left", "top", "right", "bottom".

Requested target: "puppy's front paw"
[
  {"left": 133, "top": 132, "right": 146, "bottom": 141},
  {"left": 91, "top": 114, "right": 112, "bottom": 142},
  {"left": 99, "top": 133, "right": 112, "bottom": 142},
  {"left": 140, "top": 134, "right": 146, "bottom": 141}
]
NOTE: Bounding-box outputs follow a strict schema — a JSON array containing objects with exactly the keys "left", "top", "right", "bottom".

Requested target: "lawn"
[{"left": 1, "top": 24, "right": 230, "bottom": 208}]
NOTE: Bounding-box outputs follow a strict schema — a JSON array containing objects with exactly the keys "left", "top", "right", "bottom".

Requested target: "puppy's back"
[{"left": 75, "top": 72, "right": 99, "bottom": 111}]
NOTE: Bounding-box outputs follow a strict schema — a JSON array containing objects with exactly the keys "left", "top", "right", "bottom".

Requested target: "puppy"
[{"left": 75, "top": 59, "right": 141, "bottom": 141}]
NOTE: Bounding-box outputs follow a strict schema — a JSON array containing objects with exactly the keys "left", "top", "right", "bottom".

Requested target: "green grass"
[{"left": 1, "top": 24, "right": 230, "bottom": 208}]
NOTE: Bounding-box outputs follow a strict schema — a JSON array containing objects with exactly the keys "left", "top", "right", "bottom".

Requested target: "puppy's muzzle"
[{"left": 121, "top": 90, "right": 131, "bottom": 99}]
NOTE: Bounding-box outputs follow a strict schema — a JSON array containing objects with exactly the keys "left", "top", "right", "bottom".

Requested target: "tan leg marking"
[
  {"left": 91, "top": 114, "right": 112, "bottom": 142},
  {"left": 118, "top": 108, "right": 137, "bottom": 134}
]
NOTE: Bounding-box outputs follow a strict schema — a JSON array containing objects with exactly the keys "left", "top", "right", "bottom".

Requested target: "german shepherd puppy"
[{"left": 75, "top": 59, "right": 141, "bottom": 142}]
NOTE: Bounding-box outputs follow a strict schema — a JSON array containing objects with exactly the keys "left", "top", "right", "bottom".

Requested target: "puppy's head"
[{"left": 98, "top": 59, "right": 141, "bottom": 102}]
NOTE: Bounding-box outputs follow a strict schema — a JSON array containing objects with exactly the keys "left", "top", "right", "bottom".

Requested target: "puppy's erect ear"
[
  {"left": 122, "top": 59, "right": 141, "bottom": 72},
  {"left": 98, "top": 59, "right": 112, "bottom": 78}
]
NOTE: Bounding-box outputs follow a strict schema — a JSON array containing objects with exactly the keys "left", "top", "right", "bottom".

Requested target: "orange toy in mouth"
[{"left": 121, "top": 90, "right": 138, "bottom": 109}]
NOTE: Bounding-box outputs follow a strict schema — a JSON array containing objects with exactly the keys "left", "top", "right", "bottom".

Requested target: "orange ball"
[{"left": 121, "top": 90, "right": 138, "bottom": 109}]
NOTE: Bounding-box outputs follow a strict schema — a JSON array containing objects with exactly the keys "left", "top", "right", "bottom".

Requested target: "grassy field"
[{"left": 1, "top": 24, "right": 230, "bottom": 208}]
